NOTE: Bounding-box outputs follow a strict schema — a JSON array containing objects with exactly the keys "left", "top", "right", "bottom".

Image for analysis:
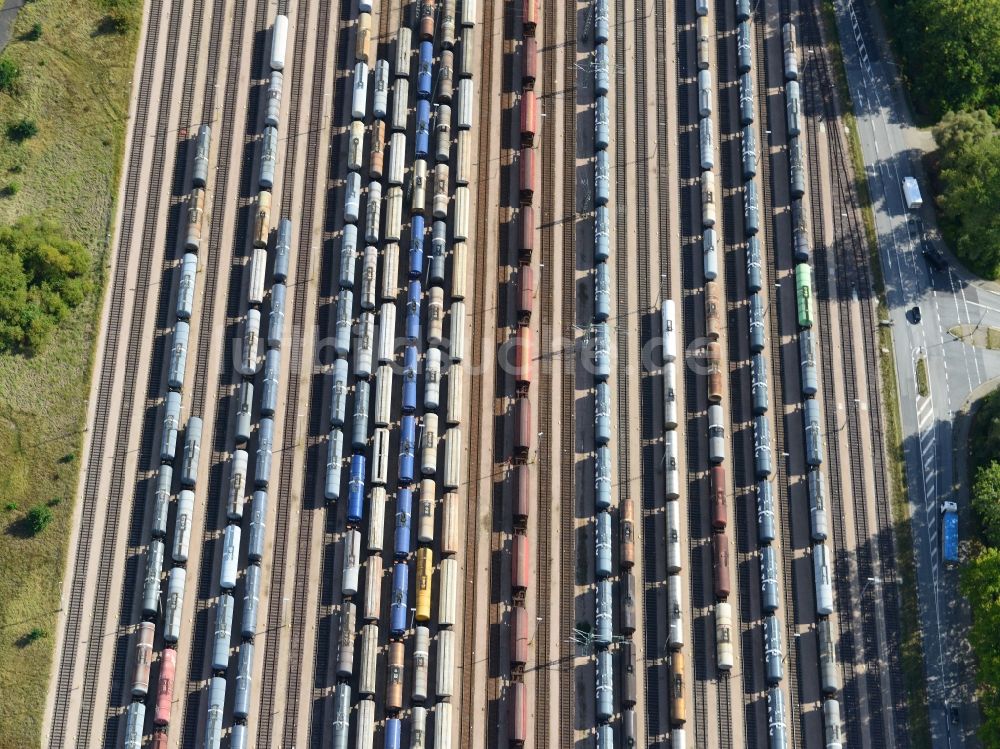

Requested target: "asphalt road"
[{"left": 832, "top": 0, "right": 998, "bottom": 744}]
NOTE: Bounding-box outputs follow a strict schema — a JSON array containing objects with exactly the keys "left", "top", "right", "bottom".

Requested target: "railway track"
[
  {"left": 303, "top": 2, "right": 359, "bottom": 746},
  {"left": 714, "top": 0, "right": 767, "bottom": 739},
  {"left": 306, "top": 2, "right": 356, "bottom": 744},
  {"left": 46, "top": 2, "right": 171, "bottom": 745},
  {"left": 100, "top": 0, "right": 208, "bottom": 743},
  {"left": 750, "top": 0, "right": 803, "bottom": 743},
  {"left": 557, "top": 3, "right": 577, "bottom": 745},
  {"left": 460, "top": 0, "right": 497, "bottom": 743},
  {"left": 181, "top": 0, "right": 269, "bottom": 744},
  {"left": 535, "top": 2, "right": 559, "bottom": 745},
  {"left": 674, "top": 0, "right": 712, "bottom": 740},
  {"left": 712, "top": 0, "right": 759, "bottom": 743},
  {"left": 269, "top": 0, "right": 334, "bottom": 744},
  {"left": 627, "top": 0, "right": 663, "bottom": 740},
  {"left": 486, "top": 3, "right": 517, "bottom": 740}
]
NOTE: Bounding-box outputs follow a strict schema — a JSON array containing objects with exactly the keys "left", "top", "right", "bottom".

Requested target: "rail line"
[
  {"left": 100, "top": 0, "right": 208, "bottom": 743},
  {"left": 751, "top": 0, "right": 802, "bottom": 742},
  {"left": 486, "top": 3, "right": 517, "bottom": 740},
  {"left": 648, "top": 0, "right": 678, "bottom": 737},
  {"left": 269, "top": 0, "right": 333, "bottom": 744},
  {"left": 675, "top": 0, "right": 712, "bottom": 740},
  {"left": 459, "top": 0, "right": 497, "bottom": 743},
  {"left": 79, "top": 0, "right": 188, "bottom": 743},
  {"left": 46, "top": 2, "right": 170, "bottom": 746},
  {"left": 181, "top": 0, "right": 268, "bottom": 744},
  {"left": 302, "top": 1, "right": 356, "bottom": 749},
  {"left": 535, "top": 1, "right": 558, "bottom": 745},
  {"left": 714, "top": 0, "right": 767, "bottom": 740},
  {"left": 557, "top": 4, "right": 577, "bottom": 746},
  {"left": 628, "top": 0, "right": 663, "bottom": 741},
  {"left": 713, "top": 0, "right": 759, "bottom": 742}
]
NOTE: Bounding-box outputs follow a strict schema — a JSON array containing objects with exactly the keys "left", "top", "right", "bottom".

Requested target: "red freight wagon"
[
  {"left": 519, "top": 147, "right": 535, "bottom": 205},
  {"left": 522, "top": 37, "right": 538, "bottom": 89},
  {"left": 509, "top": 680, "right": 528, "bottom": 744},
  {"left": 514, "top": 462, "right": 532, "bottom": 523},
  {"left": 712, "top": 532, "right": 731, "bottom": 599},
  {"left": 711, "top": 464, "right": 727, "bottom": 530},
  {"left": 519, "top": 204, "right": 535, "bottom": 262},
  {"left": 510, "top": 604, "right": 529, "bottom": 666},
  {"left": 514, "top": 327, "right": 533, "bottom": 394},
  {"left": 512, "top": 533, "right": 531, "bottom": 591},
  {"left": 520, "top": 89, "right": 537, "bottom": 147},
  {"left": 517, "top": 264, "right": 535, "bottom": 326},
  {"left": 514, "top": 397, "right": 532, "bottom": 461}
]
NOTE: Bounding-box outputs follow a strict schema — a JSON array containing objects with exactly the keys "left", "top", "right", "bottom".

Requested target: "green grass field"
[{"left": 0, "top": 1, "right": 138, "bottom": 746}]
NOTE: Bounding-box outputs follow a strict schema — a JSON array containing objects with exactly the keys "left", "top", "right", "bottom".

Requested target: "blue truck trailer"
[{"left": 942, "top": 501, "right": 959, "bottom": 564}]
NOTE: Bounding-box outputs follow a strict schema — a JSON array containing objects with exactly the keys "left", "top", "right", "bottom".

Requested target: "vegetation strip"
[{"left": 0, "top": 0, "right": 140, "bottom": 746}]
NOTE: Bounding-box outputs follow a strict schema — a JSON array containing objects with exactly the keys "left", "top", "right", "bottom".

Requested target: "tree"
[
  {"left": 0, "top": 217, "right": 92, "bottom": 353},
  {"left": 894, "top": 0, "right": 1000, "bottom": 120},
  {"left": 973, "top": 462, "right": 1000, "bottom": 546},
  {"left": 940, "top": 134, "right": 1000, "bottom": 275},
  {"left": 26, "top": 505, "right": 52, "bottom": 534},
  {"left": 934, "top": 110, "right": 996, "bottom": 169},
  {"left": 931, "top": 112, "right": 1000, "bottom": 277},
  {"left": 962, "top": 548, "right": 1000, "bottom": 746}
]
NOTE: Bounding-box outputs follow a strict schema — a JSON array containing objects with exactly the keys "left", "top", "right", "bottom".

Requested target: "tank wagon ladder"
[
  {"left": 178, "top": 0, "right": 269, "bottom": 745},
  {"left": 802, "top": 0, "right": 908, "bottom": 738},
  {"left": 751, "top": 0, "right": 801, "bottom": 743},
  {"left": 46, "top": 1, "right": 176, "bottom": 745}
]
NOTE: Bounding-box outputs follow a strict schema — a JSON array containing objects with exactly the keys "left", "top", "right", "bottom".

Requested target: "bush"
[
  {"left": 25, "top": 23, "right": 42, "bottom": 41},
  {"left": 101, "top": 0, "right": 142, "bottom": 34},
  {"left": 25, "top": 627, "right": 46, "bottom": 643},
  {"left": 4, "top": 502, "right": 17, "bottom": 512},
  {"left": 0, "top": 217, "right": 93, "bottom": 353},
  {"left": 8, "top": 119, "right": 38, "bottom": 142},
  {"left": 0, "top": 56, "right": 20, "bottom": 95},
  {"left": 26, "top": 505, "right": 52, "bottom": 534},
  {"left": 1, "top": 182, "right": 19, "bottom": 198}
]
